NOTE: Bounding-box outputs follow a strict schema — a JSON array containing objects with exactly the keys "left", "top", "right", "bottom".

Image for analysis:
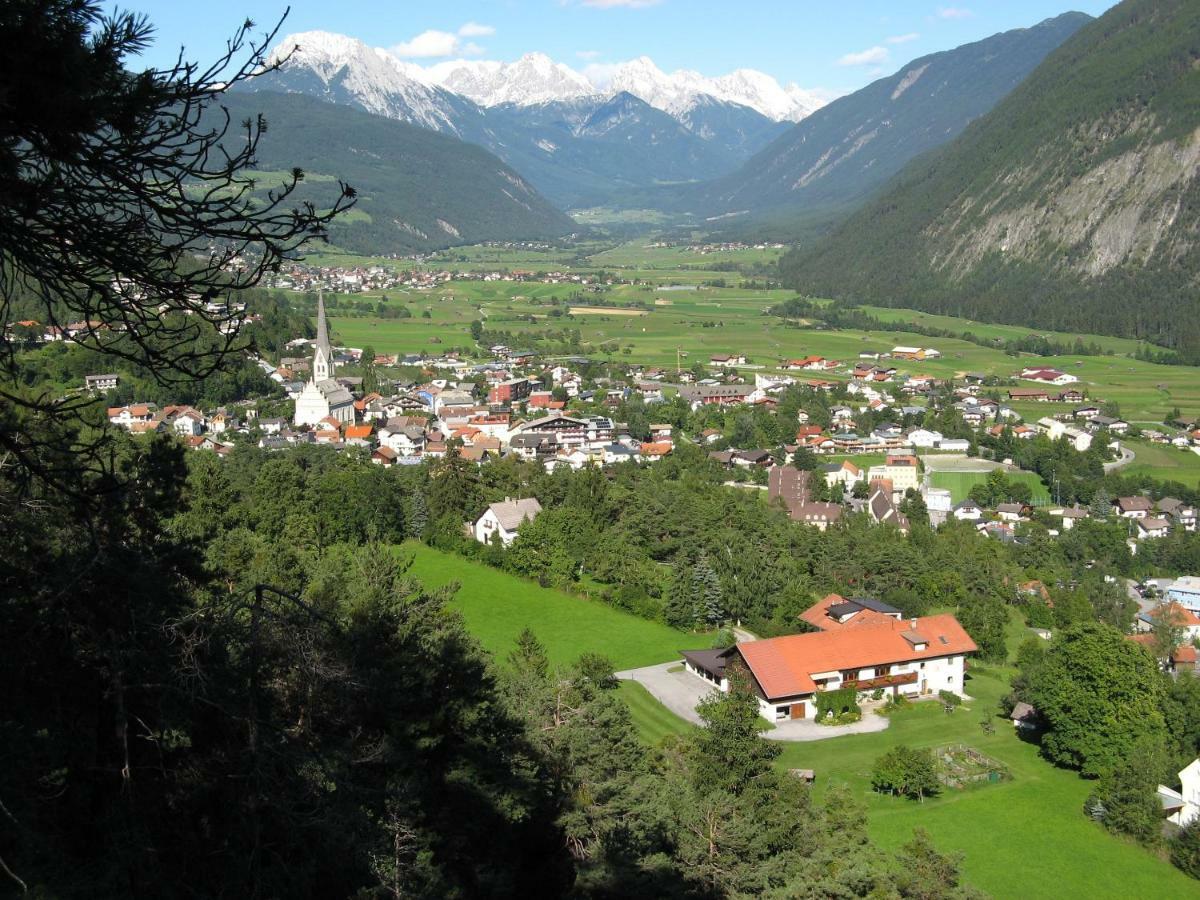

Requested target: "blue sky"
[{"left": 110, "top": 1, "right": 1117, "bottom": 94}]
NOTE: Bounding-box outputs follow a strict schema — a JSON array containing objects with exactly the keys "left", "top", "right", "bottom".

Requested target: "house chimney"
[{"left": 911, "top": 618, "right": 918, "bottom": 630}]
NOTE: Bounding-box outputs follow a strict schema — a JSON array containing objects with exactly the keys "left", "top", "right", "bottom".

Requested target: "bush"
[
  {"left": 1171, "top": 819, "right": 1200, "bottom": 879},
  {"left": 814, "top": 687, "right": 860, "bottom": 723},
  {"left": 939, "top": 690, "right": 963, "bottom": 710},
  {"left": 882, "top": 693, "right": 911, "bottom": 714},
  {"left": 872, "top": 745, "right": 940, "bottom": 801}
]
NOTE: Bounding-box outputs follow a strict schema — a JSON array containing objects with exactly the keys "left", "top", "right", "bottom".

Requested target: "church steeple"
[{"left": 312, "top": 292, "right": 334, "bottom": 383}]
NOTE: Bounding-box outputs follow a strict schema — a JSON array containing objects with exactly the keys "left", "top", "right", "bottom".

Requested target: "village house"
[
  {"left": 1167, "top": 577, "right": 1200, "bottom": 612},
  {"left": 1116, "top": 496, "right": 1154, "bottom": 519},
  {"left": 1020, "top": 366, "right": 1079, "bottom": 386},
  {"left": 820, "top": 460, "right": 863, "bottom": 491},
  {"left": 1158, "top": 759, "right": 1200, "bottom": 827},
  {"left": 84, "top": 373, "right": 120, "bottom": 392},
  {"left": 1159, "top": 497, "right": 1197, "bottom": 531},
  {"left": 107, "top": 403, "right": 158, "bottom": 429},
  {"left": 472, "top": 497, "right": 543, "bottom": 546},
  {"left": 1136, "top": 517, "right": 1171, "bottom": 540},
  {"left": 1135, "top": 603, "right": 1200, "bottom": 642},
  {"left": 710, "top": 353, "right": 746, "bottom": 367},
  {"left": 682, "top": 613, "right": 975, "bottom": 722}
]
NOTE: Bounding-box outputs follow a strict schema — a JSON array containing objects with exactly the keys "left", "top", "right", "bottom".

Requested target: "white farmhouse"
[{"left": 1160, "top": 759, "right": 1200, "bottom": 827}]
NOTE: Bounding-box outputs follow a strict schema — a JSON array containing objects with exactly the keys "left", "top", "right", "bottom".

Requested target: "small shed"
[{"left": 1011, "top": 701, "right": 1038, "bottom": 730}]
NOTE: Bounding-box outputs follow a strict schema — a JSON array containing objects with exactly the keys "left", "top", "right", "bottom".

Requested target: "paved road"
[
  {"left": 1104, "top": 446, "right": 1136, "bottom": 473},
  {"left": 617, "top": 662, "right": 890, "bottom": 742}
]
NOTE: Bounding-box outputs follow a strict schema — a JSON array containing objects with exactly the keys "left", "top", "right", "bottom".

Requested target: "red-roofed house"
[
  {"left": 799, "top": 594, "right": 904, "bottom": 632},
  {"left": 683, "top": 614, "right": 976, "bottom": 722}
]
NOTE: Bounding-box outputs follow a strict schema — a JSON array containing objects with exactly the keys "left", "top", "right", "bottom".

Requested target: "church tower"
[{"left": 312, "top": 292, "right": 334, "bottom": 383}]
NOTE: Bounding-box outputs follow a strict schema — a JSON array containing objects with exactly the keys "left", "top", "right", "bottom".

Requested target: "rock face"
[{"left": 780, "top": 0, "right": 1200, "bottom": 357}]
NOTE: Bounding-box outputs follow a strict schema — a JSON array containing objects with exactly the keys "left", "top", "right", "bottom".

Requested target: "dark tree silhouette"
[{"left": 0, "top": 1, "right": 354, "bottom": 492}]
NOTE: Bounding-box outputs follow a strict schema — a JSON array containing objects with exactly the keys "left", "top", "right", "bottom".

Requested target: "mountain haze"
[
  {"left": 216, "top": 92, "right": 576, "bottom": 254},
  {"left": 637, "top": 12, "right": 1090, "bottom": 237},
  {"left": 780, "top": 0, "right": 1200, "bottom": 356}
]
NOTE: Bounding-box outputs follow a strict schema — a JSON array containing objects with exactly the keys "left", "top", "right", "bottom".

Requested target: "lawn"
[
  {"left": 620, "top": 662, "right": 1196, "bottom": 899},
  {"left": 401, "top": 542, "right": 691, "bottom": 671},
  {"left": 929, "top": 470, "right": 1052, "bottom": 505},
  {"left": 617, "top": 680, "right": 694, "bottom": 744}
]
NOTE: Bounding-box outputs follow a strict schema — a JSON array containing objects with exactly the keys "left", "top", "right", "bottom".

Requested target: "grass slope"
[{"left": 403, "top": 542, "right": 690, "bottom": 670}]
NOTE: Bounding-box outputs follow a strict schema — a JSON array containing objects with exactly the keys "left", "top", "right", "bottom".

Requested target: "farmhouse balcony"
[{"left": 843, "top": 671, "right": 919, "bottom": 691}]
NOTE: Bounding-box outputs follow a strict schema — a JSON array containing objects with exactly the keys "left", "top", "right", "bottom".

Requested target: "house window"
[
  {"left": 776, "top": 706, "right": 790, "bottom": 721},
  {"left": 920, "top": 662, "right": 926, "bottom": 669}
]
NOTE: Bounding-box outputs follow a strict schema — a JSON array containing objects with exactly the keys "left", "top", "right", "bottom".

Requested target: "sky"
[{"left": 109, "top": 0, "right": 1118, "bottom": 95}]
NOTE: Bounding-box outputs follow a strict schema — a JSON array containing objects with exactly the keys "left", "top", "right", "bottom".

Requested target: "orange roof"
[
  {"left": 799, "top": 594, "right": 898, "bottom": 632},
  {"left": 640, "top": 441, "right": 673, "bottom": 456},
  {"left": 735, "top": 614, "right": 977, "bottom": 700},
  {"left": 344, "top": 424, "right": 374, "bottom": 439},
  {"left": 1147, "top": 602, "right": 1200, "bottom": 628},
  {"left": 1175, "top": 645, "right": 1198, "bottom": 664}
]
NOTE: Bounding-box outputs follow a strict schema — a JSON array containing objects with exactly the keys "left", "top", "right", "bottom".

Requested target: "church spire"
[{"left": 312, "top": 292, "right": 334, "bottom": 383}]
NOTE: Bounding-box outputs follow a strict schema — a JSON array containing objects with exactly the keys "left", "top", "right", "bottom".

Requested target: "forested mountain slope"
[
  {"left": 780, "top": 0, "right": 1200, "bottom": 358},
  {"left": 215, "top": 92, "right": 576, "bottom": 253},
  {"left": 637, "top": 12, "right": 1089, "bottom": 236}
]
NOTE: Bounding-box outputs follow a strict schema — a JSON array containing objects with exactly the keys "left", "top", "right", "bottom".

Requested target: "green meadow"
[{"left": 402, "top": 542, "right": 689, "bottom": 671}]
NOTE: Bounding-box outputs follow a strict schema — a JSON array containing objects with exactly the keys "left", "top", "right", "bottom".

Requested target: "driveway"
[{"left": 617, "top": 662, "right": 890, "bottom": 742}]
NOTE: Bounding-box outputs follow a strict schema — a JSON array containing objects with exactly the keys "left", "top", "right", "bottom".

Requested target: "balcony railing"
[{"left": 843, "top": 671, "right": 919, "bottom": 691}]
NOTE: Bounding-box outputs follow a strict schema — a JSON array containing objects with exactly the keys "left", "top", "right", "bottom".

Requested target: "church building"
[{"left": 294, "top": 294, "right": 355, "bottom": 428}]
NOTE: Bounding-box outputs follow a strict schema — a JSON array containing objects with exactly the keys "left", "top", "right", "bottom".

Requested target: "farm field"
[
  {"left": 1122, "top": 438, "right": 1200, "bottom": 488},
  {"left": 928, "top": 470, "right": 1052, "bottom": 505},
  {"left": 402, "top": 542, "right": 689, "bottom": 671}
]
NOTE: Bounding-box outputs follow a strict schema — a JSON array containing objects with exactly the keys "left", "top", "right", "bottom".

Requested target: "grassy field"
[
  {"left": 928, "top": 470, "right": 1052, "bottom": 505},
  {"left": 1123, "top": 439, "right": 1200, "bottom": 488},
  {"left": 402, "top": 542, "right": 690, "bottom": 670}
]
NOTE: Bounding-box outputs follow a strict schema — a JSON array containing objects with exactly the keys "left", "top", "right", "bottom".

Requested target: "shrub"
[
  {"left": 1171, "top": 819, "right": 1200, "bottom": 879},
  {"left": 814, "top": 687, "right": 860, "bottom": 724},
  {"left": 939, "top": 690, "right": 963, "bottom": 710}
]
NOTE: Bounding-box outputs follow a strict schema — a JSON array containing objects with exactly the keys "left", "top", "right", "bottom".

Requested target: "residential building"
[
  {"left": 1167, "top": 577, "right": 1200, "bottom": 612},
  {"left": 820, "top": 460, "right": 862, "bottom": 491},
  {"left": 682, "top": 614, "right": 975, "bottom": 722},
  {"left": 472, "top": 497, "right": 543, "bottom": 546},
  {"left": 1158, "top": 759, "right": 1200, "bottom": 827},
  {"left": 1116, "top": 496, "right": 1153, "bottom": 519},
  {"left": 84, "top": 373, "right": 120, "bottom": 392}
]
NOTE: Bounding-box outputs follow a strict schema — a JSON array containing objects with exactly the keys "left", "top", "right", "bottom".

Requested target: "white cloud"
[
  {"left": 391, "top": 24, "right": 491, "bottom": 58},
  {"left": 458, "top": 22, "right": 495, "bottom": 37},
  {"left": 886, "top": 32, "right": 919, "bottom": 44},
  {"left": 936, "top": 7, "right": 973, "bottom": 19},
  {"left": 576, "top": 49, "right": 602, "bottom": 61},
  {"left": 581, "top": 62, "right": 620, "bottom": 88},
  {"left": 837, "top": 46, "right": 889, "bottom": 67},
  {"left": 582, "top": 0, "right": 662, "bottom": 8}
]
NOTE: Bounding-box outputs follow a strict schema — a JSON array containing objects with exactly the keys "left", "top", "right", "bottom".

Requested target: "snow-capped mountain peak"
[
  {"left": 267, "top": 31, "right": 459, "bottom": 132},
  {"left": 263, "top": 32, "right": 825, "bottom": 124},
  {"left": 425, "top": 52, "right": 596, "bottom": 107}
]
